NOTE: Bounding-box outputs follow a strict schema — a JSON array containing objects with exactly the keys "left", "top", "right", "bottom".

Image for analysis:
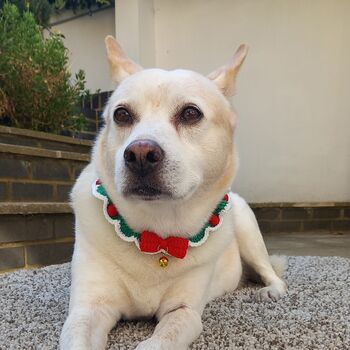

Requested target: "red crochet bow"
[{"left": 139, "top": 231, "right": 189, "bottom": 259}]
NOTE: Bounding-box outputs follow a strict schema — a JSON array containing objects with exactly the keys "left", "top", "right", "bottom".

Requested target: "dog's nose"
[{"left": 124, "top": 139, "right": 164, "bottom": 175}]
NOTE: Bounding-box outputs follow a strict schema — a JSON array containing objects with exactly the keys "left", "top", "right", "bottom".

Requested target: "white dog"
[{"left": 60, "top": 36, "right": 287, "bottom": 350}]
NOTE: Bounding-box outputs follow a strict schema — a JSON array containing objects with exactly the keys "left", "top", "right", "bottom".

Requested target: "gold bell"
[{"left": 159, "top": 256, "right": 169, "bottom": 268}]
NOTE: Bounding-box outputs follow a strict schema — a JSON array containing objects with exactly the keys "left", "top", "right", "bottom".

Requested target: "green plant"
[
  {"left": 52, "top": 0, "right": 114, "bottom": 14},
  {"left": 0, "top": 3, "right": 88, "bottom": 134},
  {"left": 0, "top": 0, "right": 114, "bottom": 27},
  {"left": 0, "top": 0, "right": 52, "bottom": 27}
]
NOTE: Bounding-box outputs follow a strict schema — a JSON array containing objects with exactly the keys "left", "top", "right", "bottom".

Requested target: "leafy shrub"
[
  {"left": 0, "top": 0, "right": 52, "bottom": 27},
  {"left": 0, "top": 0, "right": 115, "bottom": 27},
  {"left": 52, "top": 0, "right": 114, "bottom": 15},
  {"left": 0, "top": 3, "right": 88, "bottom": 134}
]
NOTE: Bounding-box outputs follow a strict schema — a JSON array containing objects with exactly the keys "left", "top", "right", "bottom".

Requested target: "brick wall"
[
  {"left": 64, "top": 91, "right": 111, "bottom": 140},
  {"left": 0, "top": 213, "right": 74, "bottom": 271},
  {"left": 252, "top": 206, "right": 350, "bottom": 234},
  {"left": 0, "top": 126, "right": 91, "bottom": 273},
  {"left": 0, "top": 153, "right": 87, "bottom": 202}
]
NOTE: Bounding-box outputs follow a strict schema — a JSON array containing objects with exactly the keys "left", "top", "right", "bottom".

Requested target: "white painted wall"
[
  {"left": 116, "top": 0, "right": 350, "bottom": 203},
  {"left": 110, "top": 0, "right": 350, "bottom": 202},
  {"left": 115, "top": 0, "right": 155, "bottom": 67},
  {"left": 50, "top": 7, "right": 116, "bottom": 92}
]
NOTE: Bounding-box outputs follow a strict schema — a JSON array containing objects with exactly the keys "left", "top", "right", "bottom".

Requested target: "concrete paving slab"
[{"left": 264, "top": 232, "right": 350, "bottom": 258}]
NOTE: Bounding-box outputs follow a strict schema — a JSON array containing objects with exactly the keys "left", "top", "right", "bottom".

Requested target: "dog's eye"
[
  {"left": 180, "top": 106, "right": 203, "bottom": 124},
  {"left": 113, "top": 107, "right": 133, "bottom": 125}
]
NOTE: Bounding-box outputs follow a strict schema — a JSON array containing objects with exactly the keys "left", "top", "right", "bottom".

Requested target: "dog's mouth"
[
  {"left": 122, "top": 169, "right": 174, "bottom": 201},
  {"left": 124, "top": 185, "right": 172, "bottom": 201}
]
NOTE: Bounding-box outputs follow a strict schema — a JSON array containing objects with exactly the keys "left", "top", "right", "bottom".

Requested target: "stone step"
[
  {"left": 0, "top": 202, "right": 72, "bottom": 215},
  {"left": 0, "top": 142, "right": 90, "bottom": 162},
  {"left": 0, "top": 125, "right": 92, "bottom": 154}
]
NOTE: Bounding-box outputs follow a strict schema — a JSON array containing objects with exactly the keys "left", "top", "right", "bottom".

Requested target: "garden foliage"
[
  {"left": 0, "top": 3, "right": 88, "bottom": 133},
  {"left": 0, "top": 0, "right": 114, "bottom": 27}
]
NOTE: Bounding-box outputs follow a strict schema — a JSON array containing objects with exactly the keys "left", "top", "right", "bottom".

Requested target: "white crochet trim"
[{"left": 188, "top": 192, "right": 232, "bottom": 247}]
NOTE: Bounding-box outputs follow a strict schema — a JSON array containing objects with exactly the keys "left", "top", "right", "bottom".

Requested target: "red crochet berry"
[
  {"left": 223, "top": 194, "right": 229, "bottom": 202},
  {"left": 107, "top": 204, "right": 118, "bottom": 217},
  {"left": 209, "top": 215, "right": 220, "bottom": 227}
]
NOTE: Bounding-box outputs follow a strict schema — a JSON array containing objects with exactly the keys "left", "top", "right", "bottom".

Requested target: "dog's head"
[{"left": 95, "top": 36, "right": 248, "bottom": 203}]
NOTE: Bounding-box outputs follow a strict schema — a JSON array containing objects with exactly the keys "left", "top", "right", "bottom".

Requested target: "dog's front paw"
[
  {"left": 135, "top": 338, "right": 164, "bottom": 350},
  {"left": 255, "top": 283, "right": 287, "bottom": 302}
]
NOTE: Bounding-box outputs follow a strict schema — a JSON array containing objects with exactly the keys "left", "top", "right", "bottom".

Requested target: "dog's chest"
[
  {"left": 119, "top": 273, "right": 168, "bottom": 319},
  {"left": 99, "top": 215, "right": 235, "bottom": 318}
]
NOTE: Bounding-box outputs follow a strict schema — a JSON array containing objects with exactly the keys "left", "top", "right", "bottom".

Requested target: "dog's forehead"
[
  {"left": 124, "top": 68, "right": 210, "bottom": 90},
  {"left": 110, "top": 68, "right": 219, "bottom": 106}
]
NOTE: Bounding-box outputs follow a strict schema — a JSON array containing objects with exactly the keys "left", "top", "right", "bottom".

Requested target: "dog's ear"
[
  {"left": 208, "top": 44, "right": 249, "bottom": 97},
  {"left": 105, "top": 35, "right": 142, "bottom": 84}
]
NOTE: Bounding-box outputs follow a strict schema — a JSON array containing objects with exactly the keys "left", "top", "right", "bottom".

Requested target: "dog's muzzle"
[
  {"left": 123, "top": 139, "right": 169, "bottom": 199},
  {"left": 124, "top": 139, "right": 164, "bottom": 176}
]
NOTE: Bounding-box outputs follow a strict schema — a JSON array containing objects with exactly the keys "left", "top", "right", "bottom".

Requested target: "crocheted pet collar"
[{"left": 92, "top": 179, "right": 231, "bottom": 259}]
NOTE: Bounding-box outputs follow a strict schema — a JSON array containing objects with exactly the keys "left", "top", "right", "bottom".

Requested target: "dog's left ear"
[
  {"left": 208, "top": 44, "right": 249, "bottom": 97},
  {"left": 105, "top": 35, "right": 142, "bottom": 84}
]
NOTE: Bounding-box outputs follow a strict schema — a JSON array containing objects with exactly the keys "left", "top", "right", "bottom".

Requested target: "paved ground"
[{"left": 264, "top": 231, "right": 350, "bottom": 258}]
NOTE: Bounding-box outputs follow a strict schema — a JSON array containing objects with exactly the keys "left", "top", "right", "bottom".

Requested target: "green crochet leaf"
[
  {"left": 189, "top": 223, "right": 210, "bottom": 243},
  {"left": 213, "top": 200, "right": 228, "bottom": 216},
  {"left": 118, "top": 216, "right": 139, "bottom": 238},
  {"left": 96, "top": 184, "right": 107, "bottom": 197}
]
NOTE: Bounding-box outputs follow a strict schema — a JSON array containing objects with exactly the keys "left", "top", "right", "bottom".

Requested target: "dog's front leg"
[
  {"left": 135, "top": 306, "right": 202, "bottom": 350},
  {"left": 59, "top": 252, "right": 122, "bottom": 350},
  {"left": 60, "top": 303, "right": 120, "bottom": 350},
  {"left": 232, "top": 193, "right": 287, "bottom": 301}
]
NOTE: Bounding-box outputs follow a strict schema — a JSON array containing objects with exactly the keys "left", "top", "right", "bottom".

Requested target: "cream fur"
[{"left": 60, "top": 37, "right": 287, "bottom": 350}]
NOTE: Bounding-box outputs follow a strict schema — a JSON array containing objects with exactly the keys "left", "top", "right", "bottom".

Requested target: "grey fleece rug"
[{"left": 1, "top": 256, "right": 349, "bottom": 349}]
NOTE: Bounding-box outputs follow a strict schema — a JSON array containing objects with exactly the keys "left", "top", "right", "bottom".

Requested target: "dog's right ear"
[{"left": 105, "top": 35, "right": 142, "bottom": 84}]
